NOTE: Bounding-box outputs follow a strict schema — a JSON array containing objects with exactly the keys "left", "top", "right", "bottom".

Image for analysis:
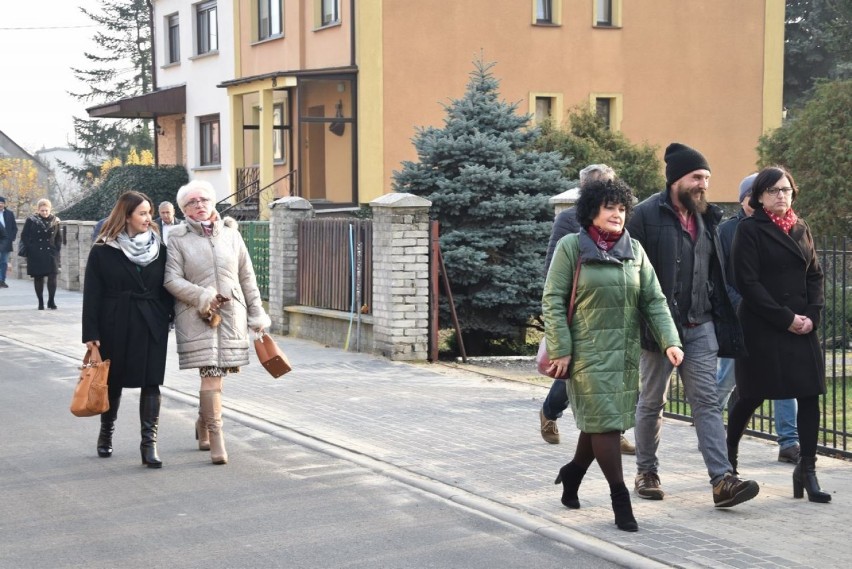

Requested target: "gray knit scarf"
[{"left": 114, "top": 230, "right": 160, "bottom": 267}]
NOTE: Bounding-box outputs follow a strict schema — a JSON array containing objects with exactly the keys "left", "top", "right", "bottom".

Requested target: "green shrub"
[{"left": 58, "top": 165, "right": 189, "bottom": 221}]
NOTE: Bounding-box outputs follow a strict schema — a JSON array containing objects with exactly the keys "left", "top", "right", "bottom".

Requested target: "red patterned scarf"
[
  {"left": 764, "top": 207, "right": 798, "bottom": 234},
  {"left": 588, "top": 225, "right": 623, "bottom": 252}
]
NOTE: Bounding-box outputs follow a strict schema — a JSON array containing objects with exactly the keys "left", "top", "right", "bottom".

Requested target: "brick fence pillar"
[
  {"left": 369, "top": 193, "right": 431, "bottom": 361},
  {"left": 268, "top": 196, "right": 314, "bottom": 334},
  {"left": 59, "top": 221, "right": 81, "bottom": 291}
]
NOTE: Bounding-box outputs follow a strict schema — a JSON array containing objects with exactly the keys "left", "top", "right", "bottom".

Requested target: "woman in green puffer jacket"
[{"left": 542, "top": 178, "right": 683, "bottom": 532}]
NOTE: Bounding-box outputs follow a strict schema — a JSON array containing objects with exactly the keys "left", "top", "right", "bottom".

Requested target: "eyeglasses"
[
  {"left": 185, "top": 197, "right": 212, "bottom": 208},
  {"left": 765, "top": 187, "right": 793, "bottom": 197}
]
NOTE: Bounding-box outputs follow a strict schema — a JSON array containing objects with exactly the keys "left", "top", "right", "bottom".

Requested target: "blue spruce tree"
[{"left": 393, "top": 58, "right": 570, "bottom": 351}]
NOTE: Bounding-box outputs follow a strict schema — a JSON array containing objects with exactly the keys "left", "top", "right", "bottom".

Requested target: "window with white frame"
[
  {"left": 321, "top": 0, "right": 339, "bottom": 26},
  {"left": 196, "top": 1, "right": 218, "bottom": 55},
  {"left": 199, "top": 114, "right": 220, "bottom": 165},
  {"left": 596, "top": 0, "right": 612, "bottom": 25},
  {"left": 536, "top": 0, "right": 553, "bottom": 24},
  {"left": 258, "top": 0, "right": 282, "bottom": 40},
  {"left": 532, "top": 0, "right": 562, "bottom": 26},
  {"left": 167, "top": 14, "right": 180, "bottom": 64},
  {"left": 594, "top": 0, "right": 622, "bottom": 27}
]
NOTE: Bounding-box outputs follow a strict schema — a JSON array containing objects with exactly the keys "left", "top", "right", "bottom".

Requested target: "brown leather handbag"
[
  {"left": 254, "top": 332, "right": 292, "bottom": 378},
  {"left": 70, "top": 346, "right": 110, "bottom": 417},
  {"left": 537, "top": 257, "right": 582, "bottom": 379}
]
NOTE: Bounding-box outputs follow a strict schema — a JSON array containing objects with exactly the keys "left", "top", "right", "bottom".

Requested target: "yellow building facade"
[{"left": 163, "top": 0, "right": 786, "bottom": 209}]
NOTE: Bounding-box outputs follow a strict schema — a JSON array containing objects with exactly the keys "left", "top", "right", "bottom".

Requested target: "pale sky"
[{"left": 0, "top": 1, "right": 104, "bottom": 153}]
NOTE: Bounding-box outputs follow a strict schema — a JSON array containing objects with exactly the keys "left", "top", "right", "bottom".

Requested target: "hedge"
[{"left": 58, "top": 165, "right": 189, "bottom": 221}]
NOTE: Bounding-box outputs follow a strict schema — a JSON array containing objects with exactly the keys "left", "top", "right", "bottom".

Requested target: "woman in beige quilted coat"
[{"left": 164, "top": 180, "right": 271, "bottom": 465}]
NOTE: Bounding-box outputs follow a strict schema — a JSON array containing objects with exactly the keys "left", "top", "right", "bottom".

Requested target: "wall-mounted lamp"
[
  {"left": 781, "top": 107, "right": 788, "bottom": 121},
  {"left": 154, "top": 121, "right": 166, "bottom": 136},
  {"left": 337, "top": 82, "right": 346, "bottom": 93}
]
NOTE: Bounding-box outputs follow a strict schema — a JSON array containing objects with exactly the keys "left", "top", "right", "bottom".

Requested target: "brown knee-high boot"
[
  {"left": 195, "top": 395, "right": 211, "bottom": 451},
  {"left": 200, "top": 390, "right": 227, "bottom": 464}
]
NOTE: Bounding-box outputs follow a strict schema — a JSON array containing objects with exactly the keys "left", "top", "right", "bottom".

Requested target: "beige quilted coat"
[{"left": 164, "top": 217, "right": 271, "bottom": 370}]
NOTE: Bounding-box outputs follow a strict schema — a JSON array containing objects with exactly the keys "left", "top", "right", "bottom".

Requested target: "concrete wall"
[{"left": 42, "top": 191, "right": 433, "bottom": 362}]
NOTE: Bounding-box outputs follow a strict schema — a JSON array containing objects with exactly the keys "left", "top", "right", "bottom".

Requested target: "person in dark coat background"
[
  {"left": 20, "top": 198, "right": 61, "bottom": 309},
  {"left": 83, "top": 191, "right": 173, "bottom": 468},
  {"left": 0, "top": 196, "right": 18, "bottom": 288},
  {"left": 726, "top": 166, "right": 830, "bottom": 503}
]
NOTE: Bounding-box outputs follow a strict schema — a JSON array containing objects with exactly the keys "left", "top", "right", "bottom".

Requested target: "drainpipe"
[{"left": 146, "top": 0, "right": 159, "bottom": 166}]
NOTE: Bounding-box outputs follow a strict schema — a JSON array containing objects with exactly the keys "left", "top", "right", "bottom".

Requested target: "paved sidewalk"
[{"left": 1, "top": 278, "right": 847, "bottom": 568}]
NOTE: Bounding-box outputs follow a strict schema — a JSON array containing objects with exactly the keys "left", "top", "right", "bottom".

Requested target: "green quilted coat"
[{"left": 542, "top": 231, "right": 681, "bottom": 433}]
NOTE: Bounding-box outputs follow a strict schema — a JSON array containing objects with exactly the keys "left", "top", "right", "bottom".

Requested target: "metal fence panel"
[
  {"left": 297, "top": 218, "right": 372, "bottom": 314},
  {"left": 237, "top": 221, "right": 270, "bottom": 301}
]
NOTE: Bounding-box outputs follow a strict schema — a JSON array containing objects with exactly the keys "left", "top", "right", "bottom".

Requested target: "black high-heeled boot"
[
  {"left": 610, "top": 482, "right": 639, "bottom": 532},
  {"left": 554, "top": 462, "right": 587, "bottom": 509},
  {"left": 140, "top": 393, "right": 163, "bottom": 468},
  {"left": 96, "top": 396, "right": 121, "bottom": 457},
  {"left": 793, "top": 456, "right": 830, "bottom": 503}
]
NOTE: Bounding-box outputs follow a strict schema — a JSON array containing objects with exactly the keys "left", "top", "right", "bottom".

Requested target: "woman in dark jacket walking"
[
  {"left": 20, "top": 198, "right": 61, "bottom": 309},
  {"left": 543, "top": 179, "right": 683, "bottom": 531},
  {"left": 82, "top": 191, "right": 173, "bottom": 468},
  {"left": 726, "top": 166, "right": 829, "bottom": 503}
]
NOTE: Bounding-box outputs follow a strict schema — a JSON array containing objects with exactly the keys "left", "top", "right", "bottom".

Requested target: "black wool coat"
[
  {"left": 21, "top": 214, "right": 61, "bottom": 277},
  {"left": 82, "top": 244, "right": 174, "bottom": 389},
  {"left": 731, "top": 208, "right": 825, "bottom": 400}
]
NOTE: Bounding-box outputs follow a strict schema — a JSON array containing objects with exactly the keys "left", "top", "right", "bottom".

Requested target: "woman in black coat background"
[
  {"left": 20, "top": 198, "right": 61, "bottom": 309},
  {"left": 726, "top": 166, "right": 829, "bottom": 503},
  {"left": 82, "top": 191, "right": 173, "bottom": 468}
]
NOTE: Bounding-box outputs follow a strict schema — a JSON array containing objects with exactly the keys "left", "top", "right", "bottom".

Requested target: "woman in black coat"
[
  {"left": 20, "top": 198, "right": 61, "bottom": 309},
  {"left": 82, "top": 191, "right": 173, "bottom": 468},
  {"left": 726, "top": 166, "right": 829, "bottom": 503}
]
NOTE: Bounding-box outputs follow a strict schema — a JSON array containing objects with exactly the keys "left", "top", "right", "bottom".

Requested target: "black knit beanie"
[{"left": 664, "top": 143, "right": 711, "bottom": 186}]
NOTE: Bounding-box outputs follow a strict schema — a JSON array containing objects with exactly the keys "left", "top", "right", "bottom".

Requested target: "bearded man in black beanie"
[{"left": 626, "top": 142, "right": 759, "bottom": 508}]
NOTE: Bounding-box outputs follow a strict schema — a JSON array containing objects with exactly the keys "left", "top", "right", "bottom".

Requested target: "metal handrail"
[{"left": 216, "top": 169, "right": 298, "bottom": 220}]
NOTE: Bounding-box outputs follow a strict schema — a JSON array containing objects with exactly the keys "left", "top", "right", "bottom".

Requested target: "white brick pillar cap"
[
  {"left": 270, "top": 196, "right": 312, "bottom": 210},
  {"left": 370, "top": 193, "right": 432, "bottom": 208}
]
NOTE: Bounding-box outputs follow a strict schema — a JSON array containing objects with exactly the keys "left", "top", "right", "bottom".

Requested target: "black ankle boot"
[
  {"left": 96, "top": 396, "right": 121, "bottom": 457},
  {"left": 140, "top": 393, "right": 163, "bottom": 468},
  {"left": 554, "top": 462, "right": 587, "bottom": 509},
  {"left": 47, "top": 301, "right": 58, "bottom": 309},
  {"left": 610, "top": 483, "right": 638, "bottom": 532},
  {"left": 793, "top": 456, "right": 830, "bottom": 503}
]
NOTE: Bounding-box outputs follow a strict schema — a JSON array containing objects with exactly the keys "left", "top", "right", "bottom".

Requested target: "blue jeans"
[
  {"left": 715, "top": 357, "right": 736, "bottom": 412},
  {"left": 774, "top": 398, "right": 799, "bottom": 449},
  {"left": 635, "top": 321, "right": 732, "bottom": 485},
  {"left": 542, "top": 378, "right": 569, "bottom": 421},
  {"left": 0, "top": 250, "right": 8, "bottom": 282}
]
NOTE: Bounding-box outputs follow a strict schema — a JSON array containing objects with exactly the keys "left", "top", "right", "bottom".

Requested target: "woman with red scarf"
[
  {"left": 542, "top": 178, "right": 683, "bottom": 531},
  {"left": 727, "top": 166, "right": 830, "bottom": 503}
]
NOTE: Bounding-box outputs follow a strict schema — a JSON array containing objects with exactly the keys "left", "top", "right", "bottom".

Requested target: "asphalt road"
[{"left": 0, "top": 339, "right": 619, "bottom": 569}]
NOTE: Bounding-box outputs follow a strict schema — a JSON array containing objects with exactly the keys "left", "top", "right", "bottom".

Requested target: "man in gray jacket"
[{"left": 627, "top": 143, "right": 759, "bottom": 508}]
